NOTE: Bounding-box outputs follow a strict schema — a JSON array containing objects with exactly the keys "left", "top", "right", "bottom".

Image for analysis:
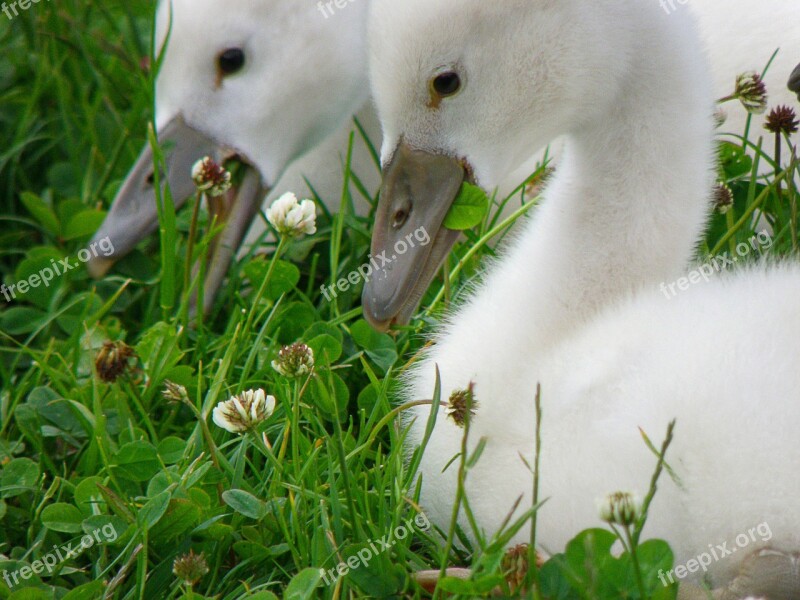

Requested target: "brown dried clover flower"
[
  {"left": 764, "top": 105, "right": 799, "bottom": 136},
  {"left": 446, "top": 382, "right": 477, "bottom": 428},
  {"left": 503, "top": 544, "right": 530, "bottom": 593},
  {"left": 713, "top": 182, "right": 734, "bottom": 214},
  {"left": 95, "top": 340, "right": 137, "bottom": 383}
]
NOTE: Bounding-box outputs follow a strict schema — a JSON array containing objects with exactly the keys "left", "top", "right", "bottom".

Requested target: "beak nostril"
[
  {"left": 145, "top": 169, "right": 166, "bottom": 187},
  {"left": 392, "top": 209, "right": 409, "bottom": 229}
]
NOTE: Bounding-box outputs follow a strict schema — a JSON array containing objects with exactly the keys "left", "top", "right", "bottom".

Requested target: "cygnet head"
[
  {"left": 89, "top": 0, "right": 368, "bottom": 275},
  {"left": 362, "top": 0, "right": 636, "bottom": 329}
]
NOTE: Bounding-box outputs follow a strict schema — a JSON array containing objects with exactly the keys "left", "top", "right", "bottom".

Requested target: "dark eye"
[
  {"left": 432, "top": 71, "right": 461, "bottom": 97},
  {"left": 218, "top": 48, "right": 245, "bottom": 75}
]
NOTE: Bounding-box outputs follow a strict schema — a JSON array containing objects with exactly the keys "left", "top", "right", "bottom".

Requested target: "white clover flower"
[
  {"left": 191, "top": 156, "right": 232, "bottom": 197},
  {"left": 266, "top": 192, "right": 317, "bottom": 237},
  {"left": 597, "top": 491, "right": 642, "bottom": 527},
  {"left": 212, "top": 388, "right": 275, "bottom": 433}
]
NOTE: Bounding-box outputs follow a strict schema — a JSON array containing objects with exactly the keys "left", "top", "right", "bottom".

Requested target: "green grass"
[{"left": 1, "top": 3, "right": 798, "bottom": 599}]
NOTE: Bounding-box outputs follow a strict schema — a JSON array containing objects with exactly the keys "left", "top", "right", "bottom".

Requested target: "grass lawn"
[{"left": 0, "top": 2, "right": 797, "bottom": 599}]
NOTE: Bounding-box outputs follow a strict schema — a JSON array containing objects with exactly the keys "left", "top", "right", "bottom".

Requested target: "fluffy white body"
[
  {"left": 408, "top": 268, "right": 800, "bottom": 584},
  {"left": 364, "top": 0, "right": 800, "bottom": 587}
]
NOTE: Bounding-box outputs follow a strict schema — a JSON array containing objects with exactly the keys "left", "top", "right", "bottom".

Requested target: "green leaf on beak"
[{"left": 443, "top": 182, "right": 489, "bottom": 230}]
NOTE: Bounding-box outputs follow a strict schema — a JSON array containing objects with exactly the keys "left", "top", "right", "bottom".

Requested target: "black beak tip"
[
  {"left": 86, "top": 257, "right": 114, "bottom": 279},
  {"left": 364, "top": 313, "right": 394, "bottom": 333},
  {"left": 361, "top": 288, "right": 396, "bottom": 332}
]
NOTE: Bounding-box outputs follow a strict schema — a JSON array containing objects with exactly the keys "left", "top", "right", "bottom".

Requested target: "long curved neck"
[{"left": 476, "top": 7, "right": 715, "bottom": 351}]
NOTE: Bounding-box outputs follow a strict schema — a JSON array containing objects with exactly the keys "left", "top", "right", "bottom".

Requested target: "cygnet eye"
[
  {"left": 431, "top": 71, "right": 462, "bottom": 98},
  {"left": 218, "top": 48, "right": 246, "bottom": 75}
]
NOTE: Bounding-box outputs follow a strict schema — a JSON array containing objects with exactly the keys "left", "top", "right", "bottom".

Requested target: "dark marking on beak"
[{"left": 362, "top": 142, "right": 465, "bottom": 331}]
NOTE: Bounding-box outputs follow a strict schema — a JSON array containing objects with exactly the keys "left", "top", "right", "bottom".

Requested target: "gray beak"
[
  {"left": 198, "top": 167, "right": 266, "bottom": 315},
  {"left": 362, "top": 142, "right": 465, "bottom": 331},
  {"left": 790, "top": 62, "right": 800, "bottom": 101},
  {"left": 87, "top": 115, "right": 267, "bottom": 315}
]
